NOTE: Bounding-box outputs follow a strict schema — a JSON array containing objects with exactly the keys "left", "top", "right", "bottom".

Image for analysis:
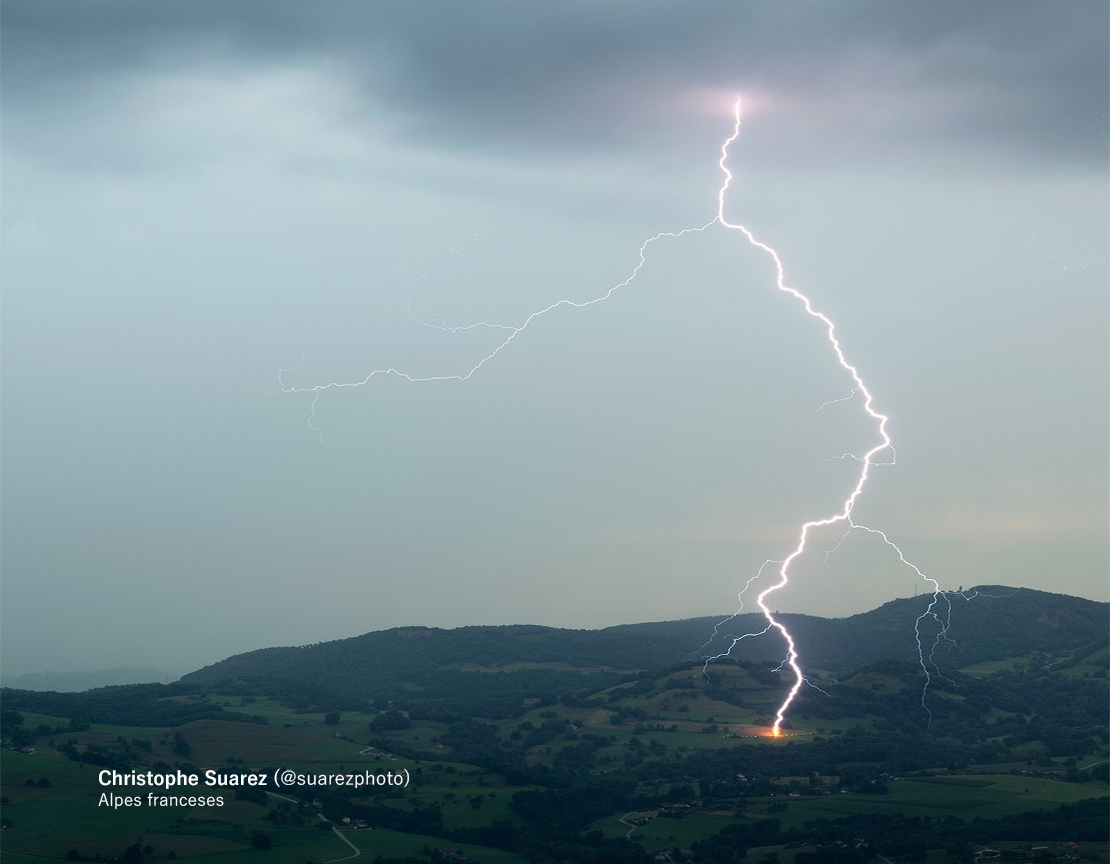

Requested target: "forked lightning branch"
[{"left": 279, "top": 97, "right": 961, "bottom": 734}]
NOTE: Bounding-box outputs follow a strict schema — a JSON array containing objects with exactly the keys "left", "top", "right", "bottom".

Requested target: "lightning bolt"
[
  {"left": 418, "top": 234, "right": 479, "bottom": 280},
  {"left": 814, "top": 388, "right": 860, "bottom": 413},
  {"left": 275, "top": 219, "right": 715, "bottom": 412},
  {"left": 708, "top": 100, "right": 905, "bottom": 736},
  {"left": 1027, "top": 214, "right": 1109, "bottom": 270},
  {"left": 279, "top": 97, "right": 957, "bottom": 736},
  {"left": 848, "top": 521, "right": 953, "bottom": 719}
]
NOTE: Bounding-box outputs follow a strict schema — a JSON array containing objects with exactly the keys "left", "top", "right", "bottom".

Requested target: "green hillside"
[
  {"left": 173, "top": 586, "right": 1104, "bottom": 704},
  {"left": 2, "top": 587, "right": 1105, "bottom": 864}
]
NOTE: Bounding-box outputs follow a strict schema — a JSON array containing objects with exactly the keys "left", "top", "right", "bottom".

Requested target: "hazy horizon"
[
  {"left": 2, "top": 582, "right": 1104, "bottom": 680},
  {"left": 3, "top": 1, "right": 1107, "bottom": 678}
]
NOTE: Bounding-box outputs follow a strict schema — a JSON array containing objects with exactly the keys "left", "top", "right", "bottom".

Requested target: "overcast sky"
[{"left": 3, "top": 1, "right": 1107, "bottom": 677}]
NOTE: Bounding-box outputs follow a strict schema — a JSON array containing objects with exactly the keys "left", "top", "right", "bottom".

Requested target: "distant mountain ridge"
[
  {"left": 0, "top": 666, "right": 176, "bottom": 692},
  {"left": 181, "top": 586, "right": 1106, "bottom": 699}
]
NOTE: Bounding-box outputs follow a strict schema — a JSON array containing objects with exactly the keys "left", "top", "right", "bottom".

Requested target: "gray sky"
[{"left": 3, "top": 1, "right": 1107, "bottom": 677}]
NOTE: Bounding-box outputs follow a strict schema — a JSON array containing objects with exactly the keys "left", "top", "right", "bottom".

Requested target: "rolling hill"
[{"left": 178, "top": 585, "right": 1106, "bottom": 702}]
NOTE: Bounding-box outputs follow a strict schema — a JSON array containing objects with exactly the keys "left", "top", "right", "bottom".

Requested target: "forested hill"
[{"left": 181, "top": 585, "right": 1105, "bottom": 696}]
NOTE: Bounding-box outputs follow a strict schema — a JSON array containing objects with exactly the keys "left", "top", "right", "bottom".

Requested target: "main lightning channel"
[
  {"left": 710, "top": 99, "right": 897, "bottom": 736},
  {"left": 281, "top": 97, "right": 934, "bottom": 734}
]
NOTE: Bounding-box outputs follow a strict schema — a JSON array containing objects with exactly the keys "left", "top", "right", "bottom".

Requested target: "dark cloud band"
[{"left": 3, "top": 0, "right": 1107, "bottom": 167}]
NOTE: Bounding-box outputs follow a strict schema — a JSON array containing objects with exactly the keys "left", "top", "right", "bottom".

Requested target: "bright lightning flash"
[{"left": 279, "top": 97, "right": 957, "bottom": 734}]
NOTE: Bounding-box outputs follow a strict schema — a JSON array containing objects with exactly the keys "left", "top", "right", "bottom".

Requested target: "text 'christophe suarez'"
[{"left": 97, "top": 767, "right": 410, "bottom": 808}]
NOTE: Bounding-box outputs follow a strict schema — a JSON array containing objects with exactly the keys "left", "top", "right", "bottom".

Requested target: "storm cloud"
[
  {"left": 5, "top": 1, "right": 1107, "bottom": 166},
  {"left": 2, "top": 2, "right": 1106, "bottom": 677}
]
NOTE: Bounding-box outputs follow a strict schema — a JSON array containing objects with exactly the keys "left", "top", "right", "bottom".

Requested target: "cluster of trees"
[
  {"left": 689, "top": 798, "right": 1109, "bottom": 863},
  {"left": 0, "top": 683, "right": 263, "bottom": 728}
]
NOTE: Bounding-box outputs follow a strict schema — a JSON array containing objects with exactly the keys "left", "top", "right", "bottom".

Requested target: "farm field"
[
  {"left": 764, "top": 774, "right": 1104, "bottom": 828},
  {"left": 589, "top": 809, "right": 741, "bottom": 849},
  {"left": 340, "top": 827, "right": 530, "bottom": 863}
]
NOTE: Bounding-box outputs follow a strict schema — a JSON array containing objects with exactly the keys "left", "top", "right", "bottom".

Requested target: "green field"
[
  {"left": 765, "top": 774, "right": 1104, "bottom": 827},
  {"left": 1, "top": 739, "right": 365, "bottom": 862},
  {"left": 958, "top": 657, "right": 1029, "bottom": 677},
  {"left": 583, "top": 773, "right": 1107, "bottom": 853},
  {"left": 590, "top": 809, "right": 740, "bottom": 850},
  {"left": 340, "top": 827, "right": 529, "bottom": 863},
  {"left": 0, "top": 746, "right": 349, "bottom": 862}
]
